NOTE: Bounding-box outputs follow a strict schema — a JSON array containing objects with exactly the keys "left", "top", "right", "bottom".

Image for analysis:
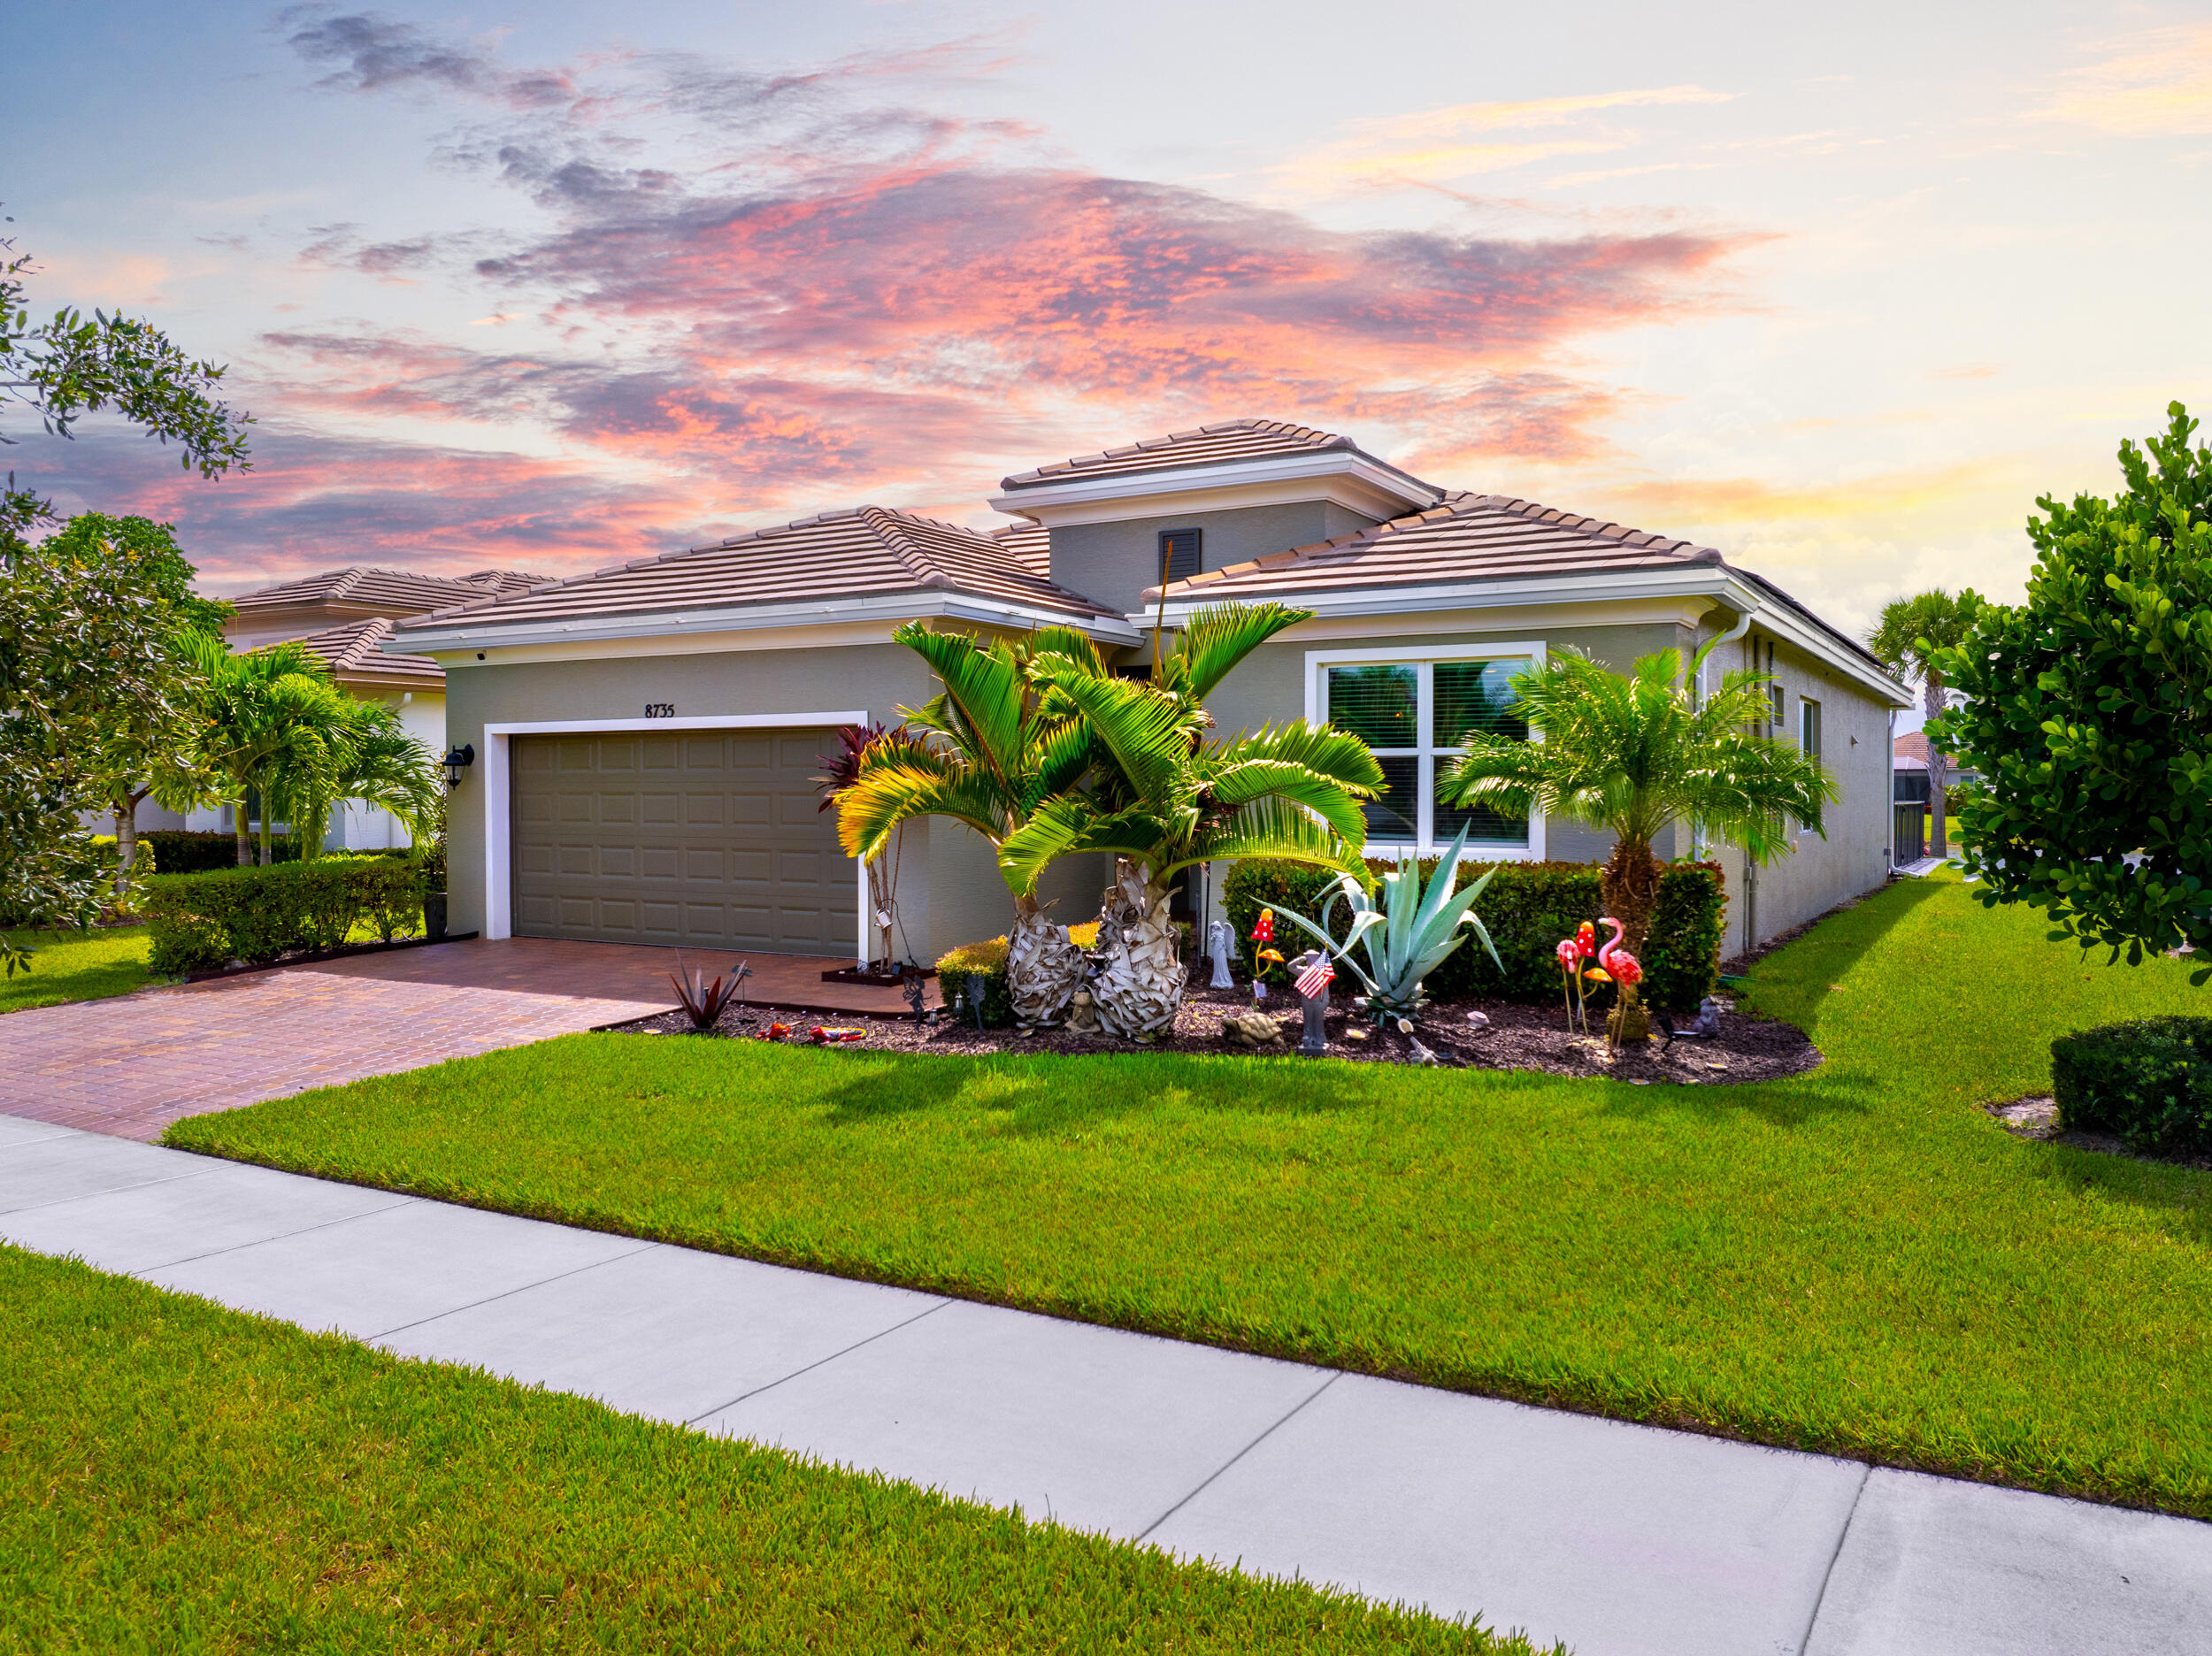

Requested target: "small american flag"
[{"left": 1294, "top": 955, "right": 1335, "bottom": 1000}]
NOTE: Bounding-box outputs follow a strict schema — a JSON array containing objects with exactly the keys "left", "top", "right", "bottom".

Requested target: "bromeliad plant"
[
  {"left": 1260, "top": 824, "right": 1502, "bottom": 1025},
  {"left": 670, "top": 956, "right": 751, "bottom": 1031}
]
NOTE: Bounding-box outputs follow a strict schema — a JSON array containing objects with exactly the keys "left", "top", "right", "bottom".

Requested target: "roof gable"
[
  {"left": 288, "top": 617, "right": 444, "bottom": 685},
  {"left": 999, "top": 418, "right": 1356, "bottom": 491},
  {"left": 228, "top": 566, "right": 556, "bottom": 616}
]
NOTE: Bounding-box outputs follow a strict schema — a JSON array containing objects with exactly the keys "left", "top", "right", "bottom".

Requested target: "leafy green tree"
[
  {"left": 2, "top": 227, "right": 252, "bottom": 533},
  {"left": 0, "top": 227, "right": 251, "bottom": 974},
  {"left": 1866, "top": 588, "right": 1985, "bottom": 854},
  {"left": 275, "top": 696, "right": 443, "bottom": 861},
  {"left": 1440, "top": 645, "right": 1836, "bottom": 962},
  {"left": 1931, "top": 402, "right": 2212, "bottom": 976}
]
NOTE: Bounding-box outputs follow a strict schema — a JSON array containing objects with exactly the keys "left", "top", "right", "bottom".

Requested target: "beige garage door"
[{"left": 511, "top": 729, "right": 856, "bottom": 954}]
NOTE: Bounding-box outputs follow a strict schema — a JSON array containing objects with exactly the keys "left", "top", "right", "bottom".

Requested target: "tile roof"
[
  {"left": 396, "top": 507, "right": 1118, "bottom": 634},
  {"left": 288, "top": 618, "right": 444, "bottom": 685},
  {"left": 1149, "top": 491, "right": 1726, "bottom": 602},
  {"left": 999, "top": 418, "right": 1360, "bottom": 491},
  {"left": 228, "top": 566, "right": 558, "bottom": 615}
]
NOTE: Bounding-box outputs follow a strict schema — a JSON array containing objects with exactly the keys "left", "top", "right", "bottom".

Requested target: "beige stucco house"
[{"left": 389, "top": 420, "right": 1911, "bottom": 964}]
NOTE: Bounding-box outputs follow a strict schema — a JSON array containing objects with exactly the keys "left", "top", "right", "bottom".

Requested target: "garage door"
[{"left": 511, "top": 729, "right": 856, "bottom": 954}]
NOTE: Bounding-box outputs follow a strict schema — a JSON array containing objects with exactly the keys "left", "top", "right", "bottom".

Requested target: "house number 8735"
[{"left": 644, "top": 702, "right": 677, "bottom": 718}]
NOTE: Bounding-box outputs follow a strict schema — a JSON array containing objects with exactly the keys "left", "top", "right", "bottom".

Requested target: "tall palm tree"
[
  {"left": 1440, "top": 645, "right": 1836, "bottom": 962},
  {"left": 185, "top": 636, "right": 349, "bottom": 866},
  {"left": 830, "top": 621, "right": 1103, "bottom": 1024},
  {"left": 1004, "top": 625, "right": 1383, "bottom": 1036},
  {"left": 275, "top": 695, "right": 443, "bottom": 860},
  {"left": 1866, "top": 588, "right": 1984, "bottom": 855}
]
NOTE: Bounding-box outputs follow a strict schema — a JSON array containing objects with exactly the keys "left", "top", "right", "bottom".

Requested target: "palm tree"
[
  {"left": 1866, "top": 588, "right": 1984, "bottom": 855},
  {"left": 275, "top": 696, "right": 443, "bottom": 860},
  {"left": 1440, "top": 644, "right": 1836, "bottom": 963},
  {"left": 185, "top": 637, "right": 349, "bottom": 866},
  {"left": 830, "top": 621, "right": 1104, "bottom": 1025},
  {"left": 1004, "top": 614, "right": 1384, "bottom": 1036}
]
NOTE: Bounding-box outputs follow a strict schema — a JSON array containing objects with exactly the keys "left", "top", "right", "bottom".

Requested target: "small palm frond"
[
  {"left": 1176, "top": 796, "right": 1365, "bottom": 880},
  {"left": 1035, "top": 671, "right": 1190, "bottom": 803},
  {"left": 1164, "top": 602, "right": 1312, "bottom": 702},
  {"left": 889, "top": 622, "right": 1028, "bottom": 780},
  {"left": 1207, "top": 720, "right": 1384, "bottom": 794},
  {"left": 998, "top": 796, "right": 1167, "bottom": 893},
  {"left": 1202, "top": 759, "right": 1371, "bottom": 844},
  {"left": 833, "top": 759, "right": 1011, "bottom": 864}
]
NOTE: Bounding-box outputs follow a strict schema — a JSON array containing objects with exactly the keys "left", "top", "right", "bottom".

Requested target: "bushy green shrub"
[
  {"left": 1220, "top": 857, "right": 1725, "bottom": 1010},
  {"left": 936, "top": 924, "right": 1100, "bottom": 1028},
  {"left": 142, "top": 857, "right": 430, "bottom": 976},
  {"left": 140, "top": 830, "right": 303, "bottom": 874},
  {"left": 2051, "top": 1017, "right": 2212, "bottom": 1159}
]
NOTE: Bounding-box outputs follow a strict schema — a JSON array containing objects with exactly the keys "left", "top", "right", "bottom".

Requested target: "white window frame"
[
  {"left": 1303, "top": 642, "right": 1547, "bottom": 861},
  {"left": 1798, "top": 695, "right": 1822, "bottom": 838},
  {"left": 479, "top": 711, "right": 871, "bottom": 950}
]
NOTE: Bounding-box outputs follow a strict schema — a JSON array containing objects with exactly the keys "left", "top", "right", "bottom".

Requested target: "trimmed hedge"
[
  {"left": 2051, "top": 1017, "right": 2212, "bottom": 1159},
  {"left": 937, "top": 924, "right": 1101, "bottom": 1028},
  {"left": 138, "top": 830, "right": 305, "bottom": 873},
  {"left": 1221, "top": 857, "right": 1727, "bottom": 1014},
  {"left": 143, "top": 857, "right": 431, "bottom": 977}
]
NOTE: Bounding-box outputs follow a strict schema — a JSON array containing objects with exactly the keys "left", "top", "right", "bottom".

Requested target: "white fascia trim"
[
  {"left": 479, "top": 709, "right": 869, "bottom": 952},
  {"left": 988, "top": 451, "right": 1440, "bottom": 520},
  {"left": 1303, "top": 640, "right": 1550, "bottom": 862},
  {"left": 396, "top": 590, "right": 1141, "bottom": 658},
  {"left": 1747, "top": 595, "right": 1915, "bottom": 708}
]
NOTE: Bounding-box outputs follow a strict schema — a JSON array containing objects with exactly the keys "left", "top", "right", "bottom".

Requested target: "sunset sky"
[{"left": 8, "top": 1, "right": 2209, "bottom": 645}]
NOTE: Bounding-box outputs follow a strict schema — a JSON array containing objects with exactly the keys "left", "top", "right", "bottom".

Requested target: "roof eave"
[{"left": 987, "top": 448, "right": 1441, "bottom": 521}]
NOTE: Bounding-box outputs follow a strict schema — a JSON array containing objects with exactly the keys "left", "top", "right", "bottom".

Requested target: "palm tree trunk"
[
  {"left": 234, "top": 792, "right": 252, "bottom": 867},
  {"left": 1600, "top": 836, "right": 1663, "bottom": 959},
  {"left": 1924, "top": 670, "right": 1948, "bottom": 856},
  {"left": 111, "top": 787, "right": 142, "bottom": 908},
  {"left": 1006, "top": 893, "right": 1088, "bottom": 1027},
  {"left": 1090, "top": 857, "right": 1184, "bottom": 1038}
]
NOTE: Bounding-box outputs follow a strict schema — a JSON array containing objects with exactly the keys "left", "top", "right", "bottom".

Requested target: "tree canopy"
[
  {"left": 1866, "top": 587, "right": 1985, "bottom": 854},
  {"left": 1932, "top": 402, "right": 2212, "bottom": 976}
]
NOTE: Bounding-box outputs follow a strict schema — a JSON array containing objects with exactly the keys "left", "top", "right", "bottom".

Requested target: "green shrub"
[
  {"left": 937, "top": 924, "right": 1100, "bottom": 1027},
  {"left": 142, "top": 857, "right": 430, "bottom": 976},
  {"left": 139, "top": 830, "right": 303, "bottom": 874},
  {"left": 1220, "top": 857, "right": 1725, "bottom": 1010},
  {"left": 2051, "top": 1017, "right": 2212, "bottom": 1159}
]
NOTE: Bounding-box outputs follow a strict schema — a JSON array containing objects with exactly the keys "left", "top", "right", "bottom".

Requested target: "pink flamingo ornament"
[
  {"left": 1594, "top": 915, "right": 1647, "bottom": 1049},
  {"left": 1555, "top": 937, "right": 1582, "bottom": 1031}
]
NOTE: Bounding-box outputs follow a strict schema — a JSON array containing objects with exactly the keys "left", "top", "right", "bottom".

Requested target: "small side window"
[{"left": 1800, "top": 697, "right": 1822, "bottom": 760}]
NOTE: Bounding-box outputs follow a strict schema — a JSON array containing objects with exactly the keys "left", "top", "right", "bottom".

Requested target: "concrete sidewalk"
[{"left": 4, "top": 1112, "right": 2206, "bottom": 1656}]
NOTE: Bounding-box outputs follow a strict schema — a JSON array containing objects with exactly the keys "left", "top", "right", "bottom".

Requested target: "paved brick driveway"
[{"left": 0, "top": 938, "right": 916, "bottom": 1143}]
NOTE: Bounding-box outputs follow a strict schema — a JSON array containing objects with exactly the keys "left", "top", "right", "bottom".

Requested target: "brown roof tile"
[
  {"left": 1000, "top": 418, "right": 1357, "bottom": 490},
  {"left": 1148, "top": 491, "right": 1724, "bottom": 603},
  {"left": 229, "top": 566, "right": 555, "bottom": 616},
  {"left": 287, "top": 617, "right": 445, "bottom": 685},
  {"left": 396, "top": 507, "right": 1118, "bottom": 634}
]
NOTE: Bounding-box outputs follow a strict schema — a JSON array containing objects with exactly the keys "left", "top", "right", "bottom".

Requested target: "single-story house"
[
  {"left": 389, "top": 419, "right": 1912, "bottom": 963},
  {"left": 127, "top": 565, "right": 548, "bottom": 851}
]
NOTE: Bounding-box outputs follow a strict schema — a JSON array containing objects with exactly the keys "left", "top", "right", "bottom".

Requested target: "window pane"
[
  {"left": 1363, "top": 754, "right": 1420, "bottom": 842},
  {"left": 1435, "top": 794, "right": 1530, "bottom": 847},
  {"left": 1434, "top": 659, "right": 1528, "bottom": 747},
  {"left": 1327, "top": 664, "right": 1417, "bottom": 748}
]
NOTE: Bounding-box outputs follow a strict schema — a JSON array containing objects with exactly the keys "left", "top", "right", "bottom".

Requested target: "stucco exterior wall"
[{"left": 1045, "top": 500, "right": 1375, "bottom": 617}]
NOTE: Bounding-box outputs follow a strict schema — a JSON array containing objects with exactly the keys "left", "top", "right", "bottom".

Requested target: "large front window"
[{"left": 1322, "top": 656, "right": 1533, "bottom": 851}]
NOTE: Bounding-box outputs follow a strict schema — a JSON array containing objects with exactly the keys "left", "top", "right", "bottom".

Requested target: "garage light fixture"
[{"left": 442, "top": 743, "right": 475, "bottom": 790}]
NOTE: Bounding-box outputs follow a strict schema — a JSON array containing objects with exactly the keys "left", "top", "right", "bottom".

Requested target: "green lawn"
[
  {"left": 0, "top": 926, "right": 151, "bottom": 1012},
  {"left": 0, "top": 1247, "right": 1525, "bottom": 1654},
  {"left": 168, "top": 872, "right": 2212, "bottom": 1520}
]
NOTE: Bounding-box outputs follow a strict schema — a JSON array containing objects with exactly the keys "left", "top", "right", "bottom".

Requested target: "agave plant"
[{"left": 1261, "top": 824, "right": 1502, "bottom": 1024}]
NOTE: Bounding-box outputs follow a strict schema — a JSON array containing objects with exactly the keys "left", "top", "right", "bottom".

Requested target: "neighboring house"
[
  {"left": 1892, "top": 730, "right": 1978, "bottom": 805},
  {"left": 389, "top": 419, "right": 1912, "bottom": 963},
  {"left": 119, "top": 565, "right": 551, "bottom": 851}
]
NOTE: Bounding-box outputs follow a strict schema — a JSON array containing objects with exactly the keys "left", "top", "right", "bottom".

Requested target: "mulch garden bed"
[{"left": 611, "top": 981, "right": 1821, "bottom": 1085}]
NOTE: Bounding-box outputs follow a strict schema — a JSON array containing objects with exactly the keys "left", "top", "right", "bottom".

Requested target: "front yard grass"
[
  {"left": 168, "top": 872, "right": 2212, "bottom": 1521},
  {"left": 0, "top": 926, "right": 151, "bottom": 1013},
  {"left": 0, "top": 1246, "right": 1523, "bottom": 1654}
]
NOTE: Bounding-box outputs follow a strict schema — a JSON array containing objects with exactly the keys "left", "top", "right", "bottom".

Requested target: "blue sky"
[{"left": 6, "top": 0, "right": 2208, "bottom": 636}]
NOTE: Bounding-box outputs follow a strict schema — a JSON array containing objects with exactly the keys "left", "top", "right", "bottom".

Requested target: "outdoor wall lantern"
[{"left": 442, "top": 743, "right": 476, "bottom": 790}]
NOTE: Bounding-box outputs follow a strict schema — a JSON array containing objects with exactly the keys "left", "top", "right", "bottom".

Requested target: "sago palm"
[
  {"left": 1440, "top": 644, "right": 1836, "bottom": 959},
  {"left": 829, "top": 619, "right": 1102, "bottom": 1024},
  {"left": 1003, "top": 660, "right": 1383, "bottom": 1037}
]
